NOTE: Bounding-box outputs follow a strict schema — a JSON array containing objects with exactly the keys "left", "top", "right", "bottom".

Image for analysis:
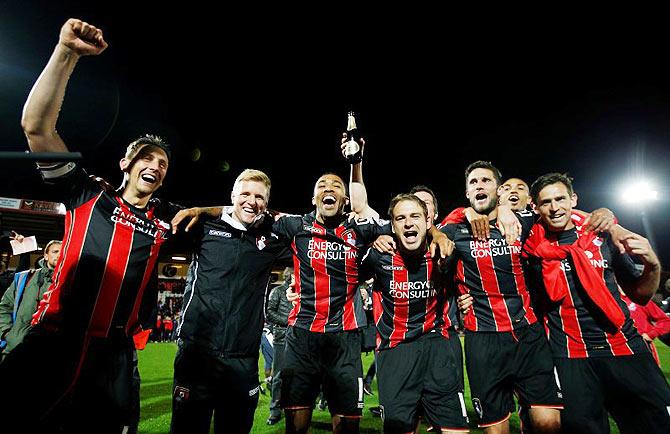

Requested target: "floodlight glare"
[{"left": 620, "top": 180, "right": 659, "bottom": 205}]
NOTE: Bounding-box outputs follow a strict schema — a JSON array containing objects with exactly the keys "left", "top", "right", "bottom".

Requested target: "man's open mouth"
[
  {"left": 140, "top": 173, "right": 158, "bottom": 184},
  {"left": 403, "top": 230, "right": 419, "bottom": 242},
  {"left": 322, "top": 195, "right": 337, "bottom": 208}
]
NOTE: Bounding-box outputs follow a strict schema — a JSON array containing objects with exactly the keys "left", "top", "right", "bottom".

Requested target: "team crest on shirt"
[
  {"left": 342, "top": 229, "right": 357, "bottom": 247},
  {"left": 472, "top": 398, "right": 483, "bottom": 419},
  {"left": 256, "top": 235, "right": 267, "bottom": 250},
  {"left": 593, "top": 237, "right": 603, "bottom": 247},
  {"left": 156, "top": 219, "right": 170, "bottom": 231}
]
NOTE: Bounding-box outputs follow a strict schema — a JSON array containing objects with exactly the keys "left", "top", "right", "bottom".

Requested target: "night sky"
[{"left": 1, "top": 3, "right": 668, "bottom": 268}]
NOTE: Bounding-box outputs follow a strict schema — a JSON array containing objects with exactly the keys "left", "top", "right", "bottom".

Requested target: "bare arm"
[
  {"left": 171, "top": 206, "right": 224, "bottom": 233},
  {"left": 21, "top": 19, "right": 107, "bottom": 154},
  {"left": 618, "top": 232, "right": 661, "bottom": 305},
  {"left": 341, "top": 133, "right": 379, "bottom": 219}
]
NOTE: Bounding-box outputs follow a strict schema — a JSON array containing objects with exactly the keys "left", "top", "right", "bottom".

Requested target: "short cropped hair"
[
  {"left": 233, "top": 169, "right": 272, "bottom": 199},
  {"left": 125, "top": 134, "right": 171, "bottom": 162},
  {"left": 530, "top": 173, "right": 574, "bottom": 203},
  {"left": 410, "top": 185, "right": 438, "bottom": 216},
  {"left": 464, "top": 160, "right": 502, "bottom": 186},
  {"left": 388, "top": 193, "right": 428, "bottom": 220}
]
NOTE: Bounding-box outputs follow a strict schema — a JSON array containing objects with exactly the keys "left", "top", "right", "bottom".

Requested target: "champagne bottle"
[{"left": 343, "top": 111, "right": 362, "bottom": 164}]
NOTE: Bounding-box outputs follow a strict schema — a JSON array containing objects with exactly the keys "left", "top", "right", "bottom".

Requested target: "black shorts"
[
  {"left": 0, "top": 330, "right": 135, "bottom": 433},
  {"left": 171, "top": 341, "right": 260, "bottom": 434},
  {"left": 555, "top": 352, "right": 670, "bottom": 434},
  {"left": 464, "top": 322, "right": 562, "bottom": 427},
  {"left": 377, "top": 332, "right": 469, "bottom": 432},
  {"left": 447, "top": 328, "right": 464, "bottom": 386},
  {"left": 280, "top": 326, "right": 363, "bottom": 416}
]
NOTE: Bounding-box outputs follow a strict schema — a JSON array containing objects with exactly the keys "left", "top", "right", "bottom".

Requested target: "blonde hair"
[{"left": 233, "top": 169, "right": 271, "bottom": 199}]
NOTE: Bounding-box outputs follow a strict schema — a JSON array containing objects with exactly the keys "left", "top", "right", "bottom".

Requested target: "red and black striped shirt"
[
  {"left": 440, "top": 209, "right": 538, "bottom": 332},
  {"left": 272, "top": 213, "right": 387, "bottom": 333},
  {"left": 360, "top": 247, "right": 452, "bottom": 350},
  {"left": 32, "top": 164, "right": 178, "bottom": 338},
  {"left": 525, "top": 225, "right": 647, "bottom": 358}
]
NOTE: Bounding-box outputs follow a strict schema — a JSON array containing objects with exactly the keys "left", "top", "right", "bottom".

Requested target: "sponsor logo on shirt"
[
  {"left": 307, "top": 239, "right": 356, "bottom": 260},
  {"left": 389, "top": 280, "right": 436, "bottom": 299},
  {"left": 209, "top": 229, "right": 232, "bottom": 238},
  {"left": 302, "top": 225, "right": 326, "bottom": 235},
  {"left": 111, "top": 207, "right": 167, "bottom": 239},
  {"left": 468, "top": 238, "right": 521, "bottom": 258},
  {"left": 382, "top": 265, "right": 404, "bottom": 271},
  {"left": 304, "top": 225, "right": 326, "bottom": 235},
  {"left": 584, "top": 250, "right": 609, "bottom": 269}
]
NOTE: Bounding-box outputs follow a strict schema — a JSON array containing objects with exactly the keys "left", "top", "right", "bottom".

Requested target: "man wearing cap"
[{"left": 0, "top": 18, "right": 181, "bottom": 433}]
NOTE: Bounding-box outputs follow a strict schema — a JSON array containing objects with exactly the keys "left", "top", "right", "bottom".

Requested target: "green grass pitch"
[{"left": 137, "top": 340, "right": 670, "bottom": 433}]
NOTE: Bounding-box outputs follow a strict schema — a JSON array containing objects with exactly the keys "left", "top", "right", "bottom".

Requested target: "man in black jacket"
[
  {"left": 170, "top": 169, "right": 290, "bottom": 434},
  {"left": 266, "top": 267, "right": 294, "bottom": 425}
]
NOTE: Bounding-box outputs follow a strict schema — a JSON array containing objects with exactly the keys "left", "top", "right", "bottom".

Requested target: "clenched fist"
[{"left": 59, "top": 18, "right": 108, "bottom": 56}]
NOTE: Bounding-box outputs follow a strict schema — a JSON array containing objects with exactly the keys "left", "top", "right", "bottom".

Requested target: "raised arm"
[
  {"left": 341, "top": 133, "right": 379, "bottom": 219},
  {"left": 21, "top": 19, "right": 107, "bottom": 154}
]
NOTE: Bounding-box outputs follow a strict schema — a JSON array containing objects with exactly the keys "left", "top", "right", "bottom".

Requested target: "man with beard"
[
  {"left": 440, "top": 161, "right": 563, "bottom": 434},
  {"left": 524, "top": 173, "right": 670, "bottom": 434},
  {"left": 447, "top": 170, "right": 619, "bottom": 433},
  {"left": 441, "top": 177, "right": 530, "bottom": 241},
  {"left": 360, "top": 194, "right": 467, "bottom": 433}
]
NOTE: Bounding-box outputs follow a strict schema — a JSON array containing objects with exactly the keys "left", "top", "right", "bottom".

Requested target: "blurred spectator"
[
  {"left": 265, "top": 267, "right": 293, "bottom": 425},
  {"left": 163, "top": 316, "right": 174, "bottom": 342},
  {"left": 621, "top": 290, "right": 670, "bottom": 366},
  {"left": 0, "top": 240, "right": 61, "bottom": 359}
]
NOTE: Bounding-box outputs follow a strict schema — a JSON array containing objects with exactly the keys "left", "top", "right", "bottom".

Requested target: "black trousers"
[
  {"left": 171, "top": 342, "right": 260, "bottom": 434},
  {"left": 269, "top": 338, "right": 286, "bottom": 417}
]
